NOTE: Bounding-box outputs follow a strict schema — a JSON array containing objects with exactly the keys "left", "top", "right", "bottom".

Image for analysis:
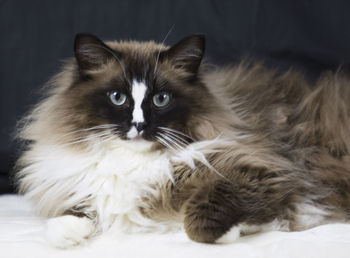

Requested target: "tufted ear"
[
  {"left": 74, "top": 33, "right": 120, "bottom": 70},
  {"left": 160, "top": 34, "right": 205, "bottom": 76}
]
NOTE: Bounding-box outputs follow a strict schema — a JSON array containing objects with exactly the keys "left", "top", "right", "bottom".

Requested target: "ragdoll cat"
[{"left": 15, "top": 33, "right": 350, "bottom": 248}]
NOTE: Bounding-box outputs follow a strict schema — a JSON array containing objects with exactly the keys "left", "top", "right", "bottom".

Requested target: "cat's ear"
[
  {"left": 74, "top": 33, "right": 119, "bottom": 70},
  {"left": 160, "top": 34, "right": 205, "bottom": 76}
]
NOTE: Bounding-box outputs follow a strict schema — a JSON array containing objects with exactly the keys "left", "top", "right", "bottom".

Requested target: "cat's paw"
[
  {"left": 46, "top": 215, "right": 95, "bottom": 248},
  {"left": 184, "top": 180, "right": 239, "bottom": 243},
  {"left": 184, "top": 201, "right": 237, "bottom": 243}
]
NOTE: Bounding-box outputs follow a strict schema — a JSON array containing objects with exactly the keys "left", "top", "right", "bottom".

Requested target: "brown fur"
[{"left": 16, "top": 34, "right": 350, "bottom": 244}]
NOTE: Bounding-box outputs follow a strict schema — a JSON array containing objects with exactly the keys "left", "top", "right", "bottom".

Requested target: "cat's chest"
[{"left": 83, "top": 145, "right": 173, "bottom": 231}]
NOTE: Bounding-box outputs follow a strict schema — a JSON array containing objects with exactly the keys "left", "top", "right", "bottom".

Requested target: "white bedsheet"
[{"left": 1, "top": 194, "right": 350, "bottom": 258}]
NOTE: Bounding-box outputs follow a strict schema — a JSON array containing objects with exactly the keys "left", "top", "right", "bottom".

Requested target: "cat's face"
[{"left": 60, "top": 33, "right": 213, "bottom": 150}]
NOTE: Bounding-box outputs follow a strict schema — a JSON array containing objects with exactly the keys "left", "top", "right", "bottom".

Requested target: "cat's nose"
[{"left": 133, "top": 122, "right": 147, "bottom": 132}]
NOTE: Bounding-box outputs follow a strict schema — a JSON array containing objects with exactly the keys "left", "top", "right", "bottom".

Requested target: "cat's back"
[
  {"left": 204, "top": 62, "right": 350, "bottom": 153},
  {"left": 203, "top": 62, "right": 309, "bottom": 130}
]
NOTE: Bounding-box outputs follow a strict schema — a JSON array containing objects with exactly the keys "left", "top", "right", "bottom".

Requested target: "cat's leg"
[
  {"left": 46, "top": 215, "right": 95, "bottom": 248},
  {"left": 184, "top": 179, "right": 286, "bottom": 243}
]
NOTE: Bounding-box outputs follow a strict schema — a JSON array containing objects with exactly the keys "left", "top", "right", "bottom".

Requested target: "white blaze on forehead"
[{"left": 131, "top": 80, "right": 147, "bottom": 123}]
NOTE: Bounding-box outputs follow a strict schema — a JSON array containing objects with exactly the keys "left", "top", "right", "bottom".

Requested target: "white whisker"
[
  {"left": 160, "top": 130, "right": 189, "bottom": 146},
  {"left": 59, "top": 124, "right": 120, "bottom": 139},
  {"left": 160, "top": 133, "right": 184, "bottom": 150},
  {"left": 155, "top": 135, "right": 175, "bottom": 151},
  {"left": 158, "top": 128, "right": 228, "bottom": 180},
  {"left": 153, "top": 24, "right": 175, "bottom": 79},
  {"left": 161, "top": 132, "right": 188, "bottom": 148},
  {"left": 62, "top": 130, "right": 113, "bottom": 147},
  {"left": 97, "top": 134, "right": 118, "bottom": 146},
  {"left": 158, "top": 126, "right": 194, "bottom": 141}
]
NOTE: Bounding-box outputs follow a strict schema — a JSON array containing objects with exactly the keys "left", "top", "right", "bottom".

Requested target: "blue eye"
[
  {"left": 153, "top": 92, "right": 170, "bottom": 107},
  {"left": 109, "top": 90, "right": 127, "bottom": 106}
]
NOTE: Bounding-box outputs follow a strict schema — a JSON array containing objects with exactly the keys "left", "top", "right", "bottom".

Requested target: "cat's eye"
[
  {"left": 109, "top": 90, "right": 127, "bottom": 106},
  {"left": 153, "top": 92, "right": 170, "bottom": 108}
]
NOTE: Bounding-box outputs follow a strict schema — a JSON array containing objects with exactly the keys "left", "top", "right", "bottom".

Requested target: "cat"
[{"left": 15, "top": 33, "right": 350, "bottom": 248}]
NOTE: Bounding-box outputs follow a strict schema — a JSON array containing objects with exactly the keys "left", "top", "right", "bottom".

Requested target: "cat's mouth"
[
  {"left": 125, "top": 127, "right": 150, "bottom": 142},
  {"left": 123, "top": 129, "right": 155, "bottom": 151},
  {"left": 129, "top": 134, "right": 144, "bottom": 141},
  {"left": 126, "top": 125, "right": 143, "bottom": 139}
]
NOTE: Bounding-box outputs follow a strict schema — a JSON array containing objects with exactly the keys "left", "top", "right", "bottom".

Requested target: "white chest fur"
[
  {"left": 22, "top": 140, "right": 175, "bottom": 233},
  {"left": 89, "top": 142, "right": 174, "bottom": 232}
]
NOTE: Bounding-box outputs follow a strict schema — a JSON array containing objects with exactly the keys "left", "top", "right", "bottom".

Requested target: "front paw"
[
  {"left": 184, "top": 203, "right": 238, "bottom": 243},
  {"left": 46, "top": 215, "right": 95, "bottom": 248},
  {"left": 184, "top": 181, "right": 240, "bottom": 243}
]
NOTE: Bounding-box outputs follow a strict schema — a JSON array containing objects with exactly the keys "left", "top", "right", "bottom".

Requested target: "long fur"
[{"left": 15, "top": 35, "right": 350, "bottom": 246}]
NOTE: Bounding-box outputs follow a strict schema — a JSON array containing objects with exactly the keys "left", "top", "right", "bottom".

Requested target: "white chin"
[
  {"left": 125, "top": 126, "right": 154, "bottom": 151},
  {"left": 126, "top": 126, "right": 138, "bottom": 139},
  {"left": 126, "top": 138, "right": 154, "bottom": 152}
]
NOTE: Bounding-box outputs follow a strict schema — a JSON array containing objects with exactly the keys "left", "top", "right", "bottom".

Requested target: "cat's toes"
[{"left": 46, "top": 215, "right": 95, "bottom": 248}]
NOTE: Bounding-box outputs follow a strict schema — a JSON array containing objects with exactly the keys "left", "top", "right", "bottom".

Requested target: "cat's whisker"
[
  {"left": 59, "top": 124, "right": 120, "bottom": 139},
  {"left": 158, "top": 132, "right": 187, "bottom": 151},
  {"left": 87, "top": 135, "right": 112, "bottom": 148},
  {"left": 97, "top": 134, "right": 118, "bottom": 146},
  {"left": 164, "top": 134, "right": 187, "bottom": 148},
  {"left": 62, "top": 131, "right": 113, "bottom": 147},
  {"left": 155, "top": 135, "right": 176, "bottom": 151},
  {"left": 158, "top": 129, "right": 191, "bottom": 149},
  {"left": 156, "top": 133, "right": 175, "bottom": 150},
  {"left": 158, "top": 126, "right": 195, "bottom": 142},
  {"left": 153, "top": 24, "right": 175, "bottom": 79},
  {"left": 161, "top": 133, "right": 185, "bottom": 150},
  {"left": 160, "top": 131, "right": 188, "bottom": 148},
  {"left": 158, "top": 132, "right": 227, "bottom": 180},
  {"left": 159, "top": 130, "right": 189, "bottom": 146}
]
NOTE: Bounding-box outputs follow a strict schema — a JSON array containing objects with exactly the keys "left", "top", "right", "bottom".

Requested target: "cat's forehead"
[
  {"left": 108, "top": 40, "right": 166, "bottom": 53},
  {"left": 107, "top": 40, "right": 167, "bottom": 85}
]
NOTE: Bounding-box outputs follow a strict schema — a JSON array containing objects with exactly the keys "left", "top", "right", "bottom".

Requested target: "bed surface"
[{"left": 1, "top": 194, "right": 350, "bottom": 258}]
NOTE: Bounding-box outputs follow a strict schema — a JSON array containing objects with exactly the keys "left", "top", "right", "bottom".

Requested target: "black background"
[{"left": 1, "top": 0, "right": 350, "bottom": 193}]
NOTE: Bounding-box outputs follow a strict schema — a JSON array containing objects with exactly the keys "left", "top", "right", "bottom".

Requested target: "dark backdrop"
[{"left": 1, "top": 0, "right": 350, "bottom": 193}]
